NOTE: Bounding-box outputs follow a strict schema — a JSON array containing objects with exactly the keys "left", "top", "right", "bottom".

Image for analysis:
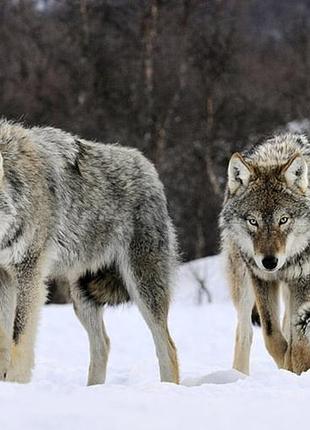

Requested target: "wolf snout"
[{"left": 262, "top": 255, "right": 278, "bottom": 271}]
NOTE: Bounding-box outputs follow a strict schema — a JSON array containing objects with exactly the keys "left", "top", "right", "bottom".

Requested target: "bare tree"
[
  {"left": 0, "top": 0, "right": 309, "bottom": 266},
  {"left": 189, "top": 263, "right": 212, "bottom": 305}
]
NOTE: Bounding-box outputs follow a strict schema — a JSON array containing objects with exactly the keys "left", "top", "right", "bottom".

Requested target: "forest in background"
[{"left": 1, "top": 0, "right": 310, "bottom": 260}]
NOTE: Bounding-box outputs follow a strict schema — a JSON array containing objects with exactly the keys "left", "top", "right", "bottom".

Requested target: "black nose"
[{"left": 262, "top": 256, "right": 278, "bottom": 270}]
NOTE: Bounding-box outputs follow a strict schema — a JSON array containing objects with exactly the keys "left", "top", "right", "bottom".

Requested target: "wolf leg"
[
  {"left": 282, "top": 283, "right": 291, "bottom": 340},
  {"left": 71, "top": 287, "right": 110, "bottom": 386},
  {"left": 6, "top": 269, "right": 46, "bottom": 383},
  {"left": 120, "top": 249, "right": 179, "bottom": 384},
  {"left": 281, "top": 283, "right": 293, "bottom": 370},
  {"left": 285, "top": 278, "right": 310, "bottom": 374},
  {"left": 253, "top": 278, "right": 287, "bottom": 368},
  {"left": 228, "top": 255, "right": 255, "bottom": 375},
  {"left": 7, "top": 315, "right": 41, "bottom": 384},
  {"left": 0, "top": 270, "right": 17, "bottom": 380},
  {"left": 131, "top": 289, "right": 179, "bottom": 384}
]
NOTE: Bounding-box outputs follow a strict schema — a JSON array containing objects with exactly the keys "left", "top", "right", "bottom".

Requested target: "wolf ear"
[
  {"left": 228, "top": 153, "right": 252, "bottom": 194},
  {"left": 282, "top": 154, "right": 308, "bottom": 192}
]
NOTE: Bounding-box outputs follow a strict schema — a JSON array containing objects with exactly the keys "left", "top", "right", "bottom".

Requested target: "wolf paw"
[
  {"left": 284, "top": 346, "right": 292, "bottom": 372},
  {"left": 290, "top": 341, "right": 310, "bottom": 374}
]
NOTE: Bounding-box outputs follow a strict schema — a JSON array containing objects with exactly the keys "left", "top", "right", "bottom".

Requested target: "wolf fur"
[
  {"left": 0, "top": 119, "right": 179, "bottom": 384},
  {"left": 220, "top": 133, "right": 310, "bottom": 375}
]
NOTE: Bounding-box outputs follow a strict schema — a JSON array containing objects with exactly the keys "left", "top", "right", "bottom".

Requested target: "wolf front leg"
[
  {"left": 0, "top": 269, "right": 17, "bottom": 380},
  {"left": 6, "top": 258, "right": 46, "bottom": 383},
  {"left": 284, "top": 277, "right": 310, "bottom": 374},
  {"left": 281, "top": 283, "right": 291, "bottom": 341},
  {"left": 252, "top": 277, "right": 287, "bottom": 369},
  {"left": 228, "top": 254, "right": 255, "bottom": 375}
]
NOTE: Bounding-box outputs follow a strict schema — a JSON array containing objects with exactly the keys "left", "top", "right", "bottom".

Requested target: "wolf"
[
  {"left": 0, "top": 119, "right": 179, "bottom": 384},
  {"left": 220, "top": 133, "right": 310, "bottom": 375}
]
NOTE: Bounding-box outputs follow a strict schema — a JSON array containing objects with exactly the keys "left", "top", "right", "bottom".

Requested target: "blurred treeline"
[{"left": 1, "top": 0, "right": 310, "bottom": 260}]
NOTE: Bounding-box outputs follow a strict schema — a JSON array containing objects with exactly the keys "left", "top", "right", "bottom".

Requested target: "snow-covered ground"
[{"left": 0, "top": 255, "right": 309, "bottom": 430}]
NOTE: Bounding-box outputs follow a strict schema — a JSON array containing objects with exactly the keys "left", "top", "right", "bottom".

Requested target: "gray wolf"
[
  {"left": 220, "top": 133, "right": 310, "bottom": 375},
  {"left": 0, "top": 119, "right": 179, "bottom": 384}
]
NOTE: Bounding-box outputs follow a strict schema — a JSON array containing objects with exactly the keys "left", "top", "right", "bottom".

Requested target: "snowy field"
[{"left": 1, "top": 255, "right": 310, "bottom": 430}]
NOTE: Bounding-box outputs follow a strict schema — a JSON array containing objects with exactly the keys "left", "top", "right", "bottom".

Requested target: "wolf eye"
[
  {"left": 247, "top": 218, "right": 258, "bottom": 227},
  {"left": 279, "top": 216, "right": 289, "bottom": 225}
]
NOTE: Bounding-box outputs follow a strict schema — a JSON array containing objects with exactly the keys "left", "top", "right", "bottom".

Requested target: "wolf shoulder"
[{"left": 30, "top": 124, "right": 163, "bottom": 194}]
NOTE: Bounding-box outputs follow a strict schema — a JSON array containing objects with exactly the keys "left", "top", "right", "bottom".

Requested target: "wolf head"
[{"left": 221, "top": 146, "right": 310, "bottom": 273}]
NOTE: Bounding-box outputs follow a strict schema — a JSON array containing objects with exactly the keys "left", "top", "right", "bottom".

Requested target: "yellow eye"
[
  {"left": 247, "top": 218, "right": 258, "bottom": 227},
  {"left": 279, "top": 216, "right": 289, "bottom": 225}
]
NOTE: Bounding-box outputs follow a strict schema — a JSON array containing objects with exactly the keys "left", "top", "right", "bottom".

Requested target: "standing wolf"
[
  {"left": 220, "top": 133, "right": 310, "bottom": 375},
  {"left": 0, "top": 119, "right": 179, "bottom": 384}
]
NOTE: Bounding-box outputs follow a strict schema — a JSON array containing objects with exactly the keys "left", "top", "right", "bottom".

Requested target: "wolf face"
[{"left": 221, "top": 151, "right": 310, "bottom": 274}]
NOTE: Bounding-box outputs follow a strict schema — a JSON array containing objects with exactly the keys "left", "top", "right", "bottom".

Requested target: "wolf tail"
[{"left": 77, "top": 265, "right": 131, "bottom": 306}]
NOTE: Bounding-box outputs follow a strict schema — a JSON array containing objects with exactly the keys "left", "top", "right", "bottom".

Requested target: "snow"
[{"left": 0, "top": 255, "right": 309, "bottom": 430}]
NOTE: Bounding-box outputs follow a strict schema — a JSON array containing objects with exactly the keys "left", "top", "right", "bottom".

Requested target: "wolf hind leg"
[
  {"left": 131, "top": 285, "right": 179, "bottom": 384},
  {"left": 120, "top": 249, "right": 179, "bottom": 384},
  {"left": 71, "top": 287, "right": 110, "bottom": 386}
]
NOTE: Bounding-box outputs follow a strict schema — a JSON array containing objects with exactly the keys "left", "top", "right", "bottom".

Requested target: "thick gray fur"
[
  {"left": 0, "top": 119, "right": 179, "bottom": 384},
  {"left": 220, "top": 133, "right": 310, "bottom": 375}
]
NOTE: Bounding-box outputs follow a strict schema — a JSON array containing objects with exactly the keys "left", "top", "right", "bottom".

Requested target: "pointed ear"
[
  {"left": 228, "top": 153, "right": 252, "bottom": 194},
  {"left": 282, "top": 154, "right": 308, "bottom": 192}
]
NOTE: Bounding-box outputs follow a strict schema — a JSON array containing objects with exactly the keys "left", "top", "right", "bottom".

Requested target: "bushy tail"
[{"left": 77, "top": 265, "right": 131, "bottom": 306}]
